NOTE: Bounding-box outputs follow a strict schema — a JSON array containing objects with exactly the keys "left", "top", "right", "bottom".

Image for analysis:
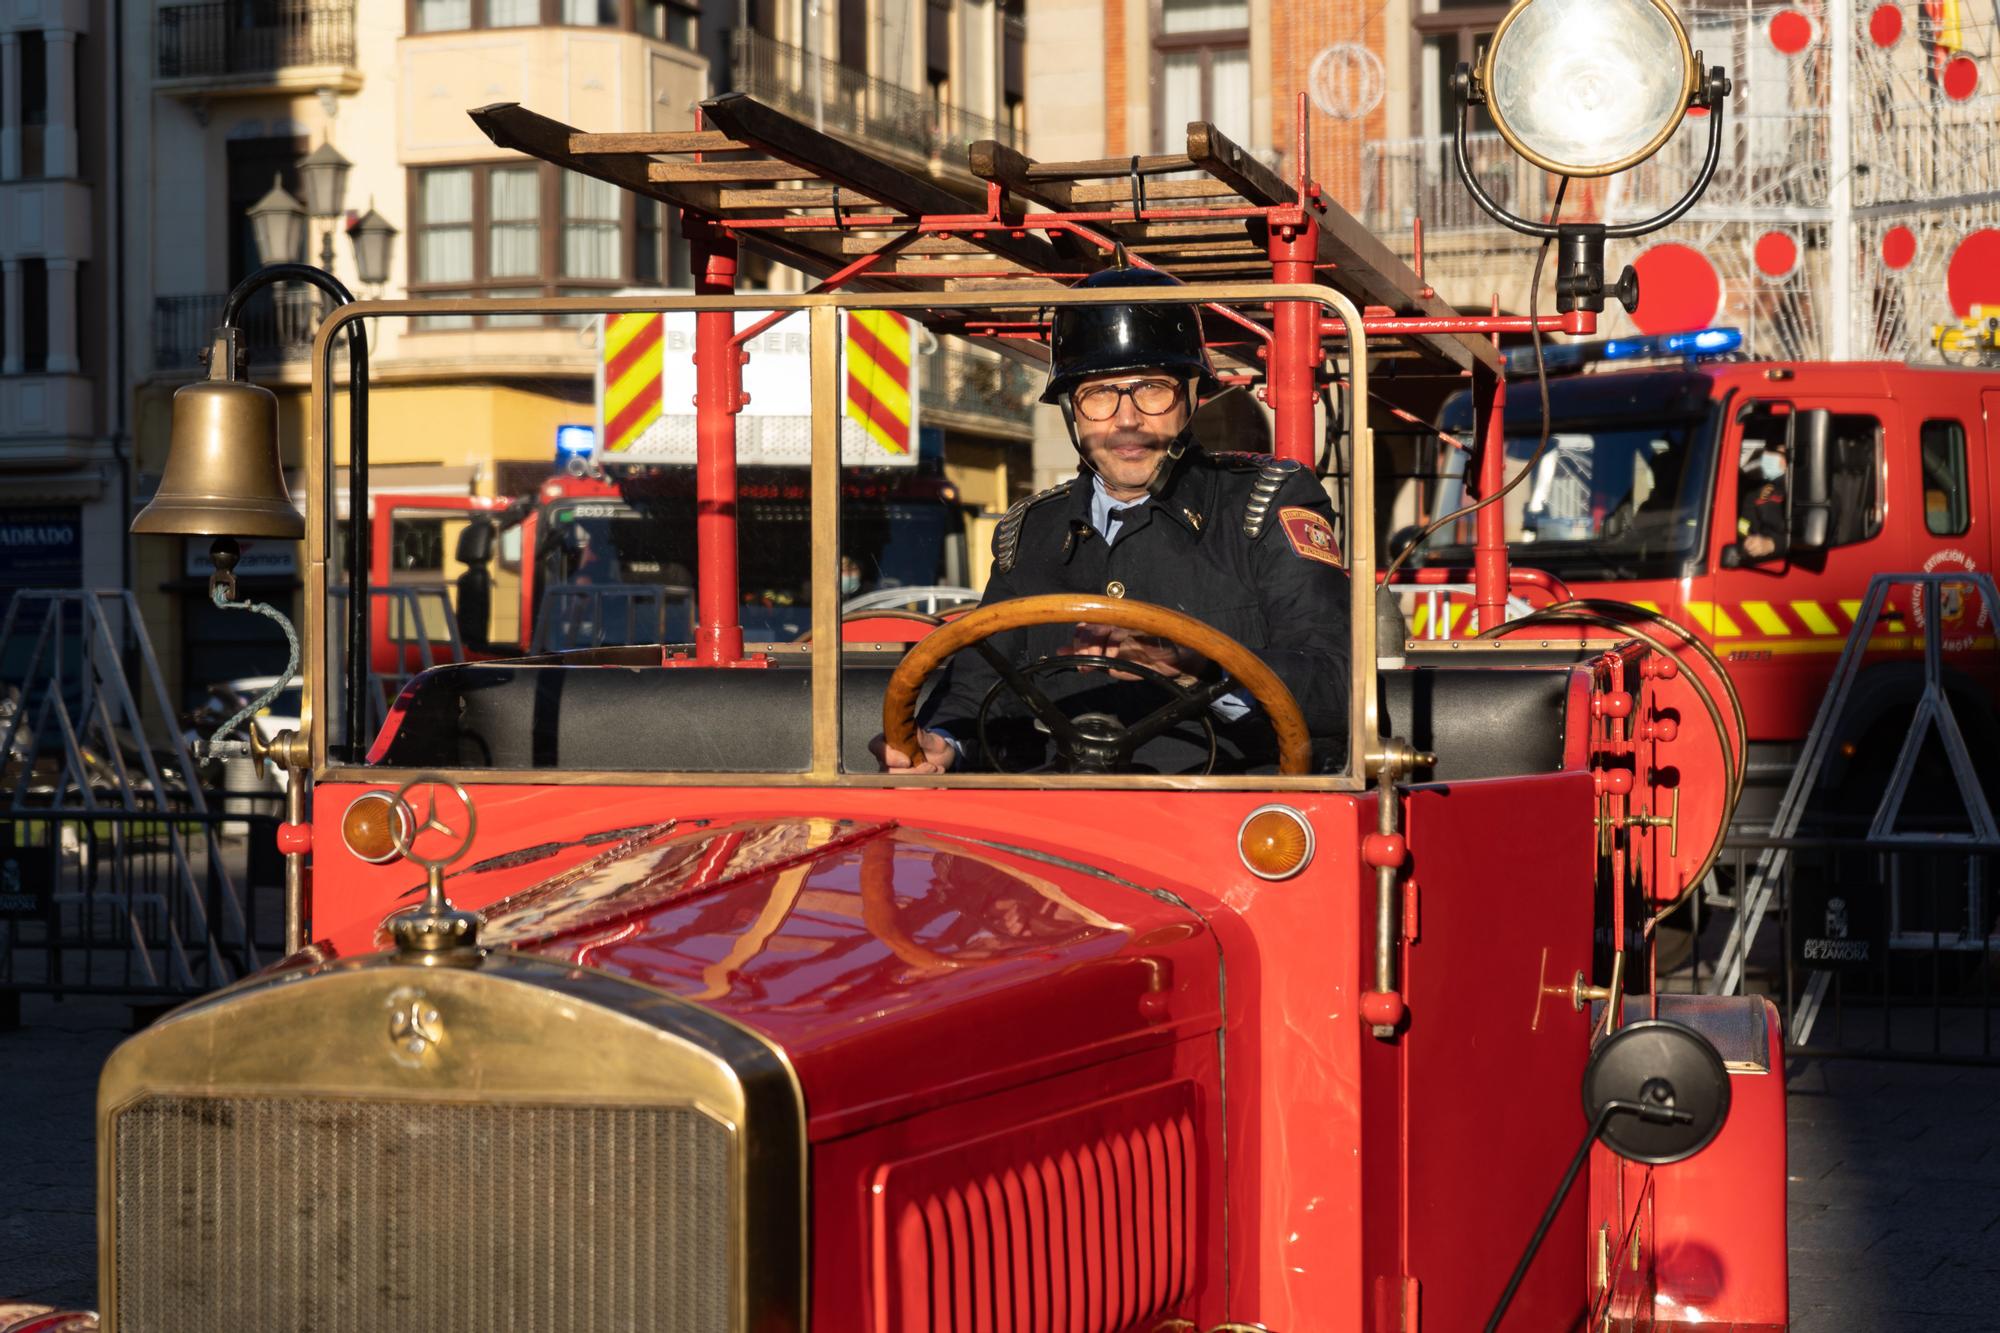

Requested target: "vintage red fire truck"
[
  {"left": 10, "top": 4, "right": 1793, "bottom": 1330},
  {"left": 1407, "top": 351, "right": 2000, "bottom": 826}
]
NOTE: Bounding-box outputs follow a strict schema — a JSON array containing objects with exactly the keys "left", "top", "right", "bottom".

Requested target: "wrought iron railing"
[
  {"left": 729, "top": 30, "right": 1021, "bottom": 167},
  {"left": 1361, "top": 116, "right": 1834, "bottom": 237},
  {"left": 152, "top": 289, "right": 328, "bottom": 372},
  {"left": 156, "top": 1, "right": 357, "bottom": 81},
  {"left": 920, "top": 345, "right": 1037, "bottom": 429}
]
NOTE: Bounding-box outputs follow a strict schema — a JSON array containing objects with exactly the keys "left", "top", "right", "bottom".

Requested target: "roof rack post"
[
  {"left": 690, "top": 216, "right": 747, "bottom": 666},
  {"left": 1267, "top": 218, "right": 1322, "bottom": 469}
]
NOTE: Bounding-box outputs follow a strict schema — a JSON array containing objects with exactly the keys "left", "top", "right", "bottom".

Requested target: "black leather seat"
[{"left": 374, "top": 657, "right": 1572, "bottom": 780}]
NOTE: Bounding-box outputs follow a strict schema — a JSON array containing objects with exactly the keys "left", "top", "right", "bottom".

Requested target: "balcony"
[
  {"left": 156, "top": 1, "right": 361, "bottom": 98},
  {"left": 921, "top": 345, "right": 1036, "bottom": 440},
  {"left": 152, "top": 289, "right": 330, "bottom": 375},
  {"left": 729, "top": 30, "right": 1021, "bottom": 174}
]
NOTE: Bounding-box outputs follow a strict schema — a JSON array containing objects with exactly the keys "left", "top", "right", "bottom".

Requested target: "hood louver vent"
[{"left": 872, "top": 1082, "right": 1199, "bottom": 1333}]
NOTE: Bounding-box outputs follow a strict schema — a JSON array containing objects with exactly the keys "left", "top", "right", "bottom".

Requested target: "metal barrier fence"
[
  {"left": 1670, "top": 834, "right": 2000, "bottom": 1063},
  {"left": 0, "top": 805, "right": 286, "bottom": 1017}
]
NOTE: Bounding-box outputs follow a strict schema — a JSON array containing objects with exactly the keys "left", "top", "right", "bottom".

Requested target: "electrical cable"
[{"left": 1381, "top": 174, "right": 1570, "bottom": 583}]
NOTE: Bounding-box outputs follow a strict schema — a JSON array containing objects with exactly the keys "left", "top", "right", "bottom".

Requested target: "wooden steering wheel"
[{"left": 882, "top": 593, "right": 1314, "bottom": 776}]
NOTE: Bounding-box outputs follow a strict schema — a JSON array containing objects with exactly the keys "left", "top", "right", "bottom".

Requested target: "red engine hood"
[{"left": 465, "top": 817, "right": 1223, "bottom": 1140}]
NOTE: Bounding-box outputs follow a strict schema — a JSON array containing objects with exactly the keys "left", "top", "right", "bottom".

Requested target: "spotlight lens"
[
  {"left": 1239, "top": 806, "right": 1314, "bottom": 880},
  {"left": 1487, "top": 0, "right": 1696, "bottom": 176},
  {"left": 342, "top": 790, "right": 409, "bottom": 864}
]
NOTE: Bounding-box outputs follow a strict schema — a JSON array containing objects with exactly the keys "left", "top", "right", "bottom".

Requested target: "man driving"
[
  {"left": 1737, "top": 440, "right": 1789, "bottom": 561},
  {"left": 872, "top": 268, "right": 1351, "bottom": 774}
]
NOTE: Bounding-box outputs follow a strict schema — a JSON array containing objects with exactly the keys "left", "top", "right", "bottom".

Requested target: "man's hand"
[
  {"left": 1069, "top": 623, "right": 1206, "bottom": 682},
  {"left": 869, "top": 728, "right": 957, "bottom": 774},
  {"left": 1742, "top": 533, "right": 1777, "bottom": 559}
]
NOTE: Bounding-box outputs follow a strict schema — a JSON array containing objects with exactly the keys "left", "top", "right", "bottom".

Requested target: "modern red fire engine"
[
  {"left": 10, "top": 3, "right": 1793, "bottom": 1331},
  {"left": 1408, "top": 353, "right": 2000, "bottom": 825}
]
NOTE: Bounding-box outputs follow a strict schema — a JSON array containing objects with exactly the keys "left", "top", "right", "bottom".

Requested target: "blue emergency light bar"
[
  {"left": 1503, "top": 326, "right": 1743, "bottom": 376},
  {"left": 556, "top": 424, "right": 597, "bottom": 459}
]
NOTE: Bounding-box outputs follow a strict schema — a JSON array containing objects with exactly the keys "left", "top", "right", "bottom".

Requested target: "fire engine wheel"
[{"left": 882, "top": 593, "right": 1314, "bottom": 776}]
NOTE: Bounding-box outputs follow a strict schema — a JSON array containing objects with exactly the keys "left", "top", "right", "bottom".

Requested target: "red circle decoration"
[
  {"left": 1881, "top": 226, "right": 1917, "bottom": 270},
  {"left": 1942, "top": 57, "right": 1979, "bottom": 102},
  {"left": 1868, "top": 4, "right": 1902, "bottom": 46},
  {"left": 1630, "top": 244, "right": 1723, "bottom": 334},
  {"left": 1754, "top": 231, "right": 1800, "bottom": 279},
  {"left": 1946, "top": 230, "right": 2000, "bottom": 316},
  {"left": 1769, "top": 9, "right": 1814, "bottom": 54}
]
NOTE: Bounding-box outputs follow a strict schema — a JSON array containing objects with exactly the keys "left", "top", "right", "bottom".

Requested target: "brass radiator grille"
[{"left": 113, "top": 1094, "right": 732, "bottom": 1333}]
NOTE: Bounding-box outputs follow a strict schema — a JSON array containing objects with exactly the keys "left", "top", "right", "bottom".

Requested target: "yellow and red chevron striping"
[
  {"left": 603, "top": 312, "right": 664, "bottom": 453},
  {"left": 846, "top": 310, "right": 912, "bottom": 455}
]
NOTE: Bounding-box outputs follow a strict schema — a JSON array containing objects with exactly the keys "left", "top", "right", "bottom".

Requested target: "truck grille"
[{"left": 113, "top": 1094, "right": 732, "bottom": 1333}]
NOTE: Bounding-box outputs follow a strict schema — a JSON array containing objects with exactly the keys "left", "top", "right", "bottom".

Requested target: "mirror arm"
[{"left": 1483, "top": 1097, "right": 1695, "bottom": 1333}]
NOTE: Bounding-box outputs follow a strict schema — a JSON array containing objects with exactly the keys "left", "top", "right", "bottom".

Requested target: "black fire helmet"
[{"left": 1040, "top": 267, "right": 1223, "bottom": 405}]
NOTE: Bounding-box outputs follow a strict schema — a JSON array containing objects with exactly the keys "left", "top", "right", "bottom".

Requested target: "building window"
[
  {"left": 411, "top": 163, "right": 635, "bottom": 328},
  {"left": 1413, "top": 2, "right": 1507, "bottom": 140},
  {"left": 562, "top": 174, "right": 622, "bottom": 279},
  {"left": 633, "top": 196, "right": 690, "bottom": 288},
  {"left": 639, "top": 0, "right": 699, "bottom": 47},
  {"left": 488, "top": 166, "right": 542, "bottom": 278},
  {"left": 410, "top": 1, "right": 679, "bottom": 32},
  {"left": 1920, "top": 420, "right": 1970, "bottom": 536},
  {"left": 21, "top": 259, "right": 48, "bottom": 373},
  {"left": 19, "top": 30, "right": 47, "bottom": 177},
  {"left": 1154, "top": 0, "right": 1250, "bottom": 150}
]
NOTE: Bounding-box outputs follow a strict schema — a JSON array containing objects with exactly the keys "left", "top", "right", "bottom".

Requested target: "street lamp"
[
  {"left": 298, "top": 140, "right": 353, "bottom": 270},
  {"left": 1452, "top": 0, "right": 1732, "bottom": 314},
  {"left": 247, "top": 175, "right": 307, "bottom": 267},
  {"left": 347, "top": 203, "right": 399, "bottom": 288}
]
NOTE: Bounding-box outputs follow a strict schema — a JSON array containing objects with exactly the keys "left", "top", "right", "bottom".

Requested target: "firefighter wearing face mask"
[
  {"left": 869, "top": 267, "right": 1352, "bottom": 774},
  {"left": 1738, "top": 442, "right": 1789, "bottom": 561}
]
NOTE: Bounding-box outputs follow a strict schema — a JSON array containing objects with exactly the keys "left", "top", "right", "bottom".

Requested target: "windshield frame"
[{"left": 307, "top": 285, "right": 1378, "bottom": 791}]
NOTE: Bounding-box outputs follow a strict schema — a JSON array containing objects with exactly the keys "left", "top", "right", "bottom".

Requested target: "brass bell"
[{"left": 132, "top": 333, "right": 303, "bottom": 540}]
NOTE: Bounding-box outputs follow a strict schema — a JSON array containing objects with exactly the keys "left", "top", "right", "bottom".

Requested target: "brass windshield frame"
[{"left": 308, "top": 284, "right": 1377, "bottom": 790}]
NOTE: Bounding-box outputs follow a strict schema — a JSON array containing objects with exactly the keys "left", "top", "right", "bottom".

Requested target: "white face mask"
[
  {"left": 839, "top": 573, "right": 861, "bottom": 596},
  {"left": 1756, "top": 452, "right": 1786, "bottom": 481}
]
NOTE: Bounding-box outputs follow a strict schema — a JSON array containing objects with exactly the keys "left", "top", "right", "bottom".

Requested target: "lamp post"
[{"left": 247, "top": 176, "right": 307, "bottom": 267}]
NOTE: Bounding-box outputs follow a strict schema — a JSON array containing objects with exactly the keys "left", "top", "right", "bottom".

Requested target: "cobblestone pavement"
[{"left": 2, "top": 995, "right": 1997, "bottom": 1326}]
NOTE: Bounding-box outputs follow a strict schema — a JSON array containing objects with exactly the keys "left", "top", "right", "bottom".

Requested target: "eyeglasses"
[{"left": 1072, "top": 378, "right": 1186, "bottom": 422}]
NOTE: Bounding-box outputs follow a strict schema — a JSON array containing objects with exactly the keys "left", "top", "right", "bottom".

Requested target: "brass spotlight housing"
[{"left": 1481, "top": 0, "right": 1701, "bottom": 178}]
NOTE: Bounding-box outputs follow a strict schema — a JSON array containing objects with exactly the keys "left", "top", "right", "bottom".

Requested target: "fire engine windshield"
[{"left": 1412, "top": 372, "right": 1721, "bottom": 582}]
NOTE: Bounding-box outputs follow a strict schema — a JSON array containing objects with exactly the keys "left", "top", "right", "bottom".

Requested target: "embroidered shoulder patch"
[{"left": 1279, "top": 506, "right": 1342, "bottom": 567}]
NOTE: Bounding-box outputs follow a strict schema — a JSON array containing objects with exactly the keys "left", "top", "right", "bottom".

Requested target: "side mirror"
[
  {"left": 1582, "top": 1019, "right": 1731, "bottom": 1165},
  {"left": 1790, "top": 410, "right": 1833, "bottom": 549},
  {"left": 1719, "top": 544, "right": 1744, "bottom": 570},
  {"left": 455, "top": 517, "right": 497, "bottom": 565},
  {"left": 1486, "top": 1019, "right": 1731, "bottom": 1328}
]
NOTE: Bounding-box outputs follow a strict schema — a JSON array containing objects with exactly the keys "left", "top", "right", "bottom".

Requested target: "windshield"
[{"left": 1414, "top": 380, "right": 1721, "bottom": 582}]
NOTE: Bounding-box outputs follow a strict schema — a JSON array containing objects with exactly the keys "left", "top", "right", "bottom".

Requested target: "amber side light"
[
  {"left": 342, "top": 791, "right": 408, "bottom": 864},
  {"left": 1239, "top": 805, "right": 1314, "bottom": 880}
]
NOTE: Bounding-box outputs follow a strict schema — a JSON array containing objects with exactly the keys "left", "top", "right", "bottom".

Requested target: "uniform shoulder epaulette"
[
  {"left": 994, "top": 479, "right": 1074, "bottom": 573},
  {"left": 1216, "top": 453, "right": 1301, "bottom": 539}
]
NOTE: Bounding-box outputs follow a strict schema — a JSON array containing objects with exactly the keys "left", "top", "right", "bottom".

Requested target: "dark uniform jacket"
[
  {"left": 919, "top": 448, "right": 1352, "bottom": 772},
  {"left": 1738, "top": 470, "right": 1789, "bottom": 554}
]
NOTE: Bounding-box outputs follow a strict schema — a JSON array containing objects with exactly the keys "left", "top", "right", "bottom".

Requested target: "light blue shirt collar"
[{"left": 1089, "top": 474, "right": 1150, "bottom": 542}]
